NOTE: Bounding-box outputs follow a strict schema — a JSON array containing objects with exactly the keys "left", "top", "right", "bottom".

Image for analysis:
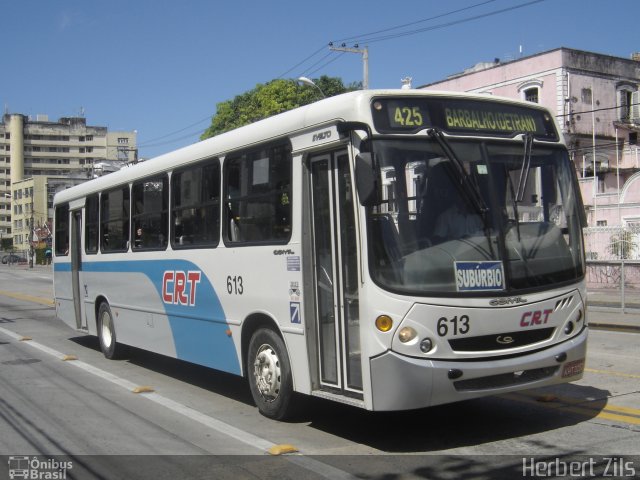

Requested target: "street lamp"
[{"left": 297, "top": 77, "right": 326, "bottom": 99}]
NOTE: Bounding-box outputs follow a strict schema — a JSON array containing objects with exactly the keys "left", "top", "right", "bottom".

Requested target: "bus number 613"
[
  {"left": 226, "top": 275, "right": 244, "bottom": 295},
  {"left": 437, "top": 315, "right": 470, "bottom": 337}
]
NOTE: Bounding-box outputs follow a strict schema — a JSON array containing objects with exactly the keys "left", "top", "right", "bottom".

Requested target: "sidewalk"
[
  {"left": 588, "top": 307, "right": 640, "bottom": 333},
  {"left": 587, "top": 288, "right": 640, "bottom": 332}
]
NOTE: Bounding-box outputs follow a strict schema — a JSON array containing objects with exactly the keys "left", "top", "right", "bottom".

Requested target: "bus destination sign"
[
  {"left": 444, "top": 107, "right": 537, "bottom": 134},
  {"left": 372, "top": 97, "right": 558, "bottom": 140}
]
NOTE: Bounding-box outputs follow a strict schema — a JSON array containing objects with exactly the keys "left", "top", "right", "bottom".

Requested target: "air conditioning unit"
[{"left": 632, "top": 91, "right": 640, "bottom": 123}]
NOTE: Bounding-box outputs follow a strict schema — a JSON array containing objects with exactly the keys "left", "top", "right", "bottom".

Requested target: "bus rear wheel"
[
  {"left": 97, "top": 302, "right": 127, "bottom": 360},
  {"left": 247, "top": 328, "right": 293, "bottom": 420}
]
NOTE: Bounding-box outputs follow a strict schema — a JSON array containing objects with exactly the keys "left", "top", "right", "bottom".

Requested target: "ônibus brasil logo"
[{"left": 8, "top": 456, "right": 73, "bottom": 480}]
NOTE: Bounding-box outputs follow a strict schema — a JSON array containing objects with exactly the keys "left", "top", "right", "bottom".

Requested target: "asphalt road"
[{"left": 0, "top": 266, "right": 638, "bottom": 479}]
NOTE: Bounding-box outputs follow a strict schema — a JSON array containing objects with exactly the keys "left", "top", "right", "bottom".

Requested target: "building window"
[
  {"left": 518, "top": 80, "right": 542, "bottom": 104},
  {"left": 617, "top": 86, "right": 636, "bottom": 122},
  {"left": 118, "top": 137, "right": 129, "bottom": 144},
  {"left": 581, "top": 88, "right": 592, "bottom": 105},
  {"left": 524, "top": 87, "right": 539, "bottom": 103}
]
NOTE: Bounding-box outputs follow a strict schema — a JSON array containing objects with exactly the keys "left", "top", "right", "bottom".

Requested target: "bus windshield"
[{"left": 367, "top": 137, "right": 585, "bottom": 295}]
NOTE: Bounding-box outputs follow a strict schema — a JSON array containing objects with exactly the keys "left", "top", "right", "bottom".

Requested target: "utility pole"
[{"left": 329, "top": 44, "right": 369, "bottom": 89}]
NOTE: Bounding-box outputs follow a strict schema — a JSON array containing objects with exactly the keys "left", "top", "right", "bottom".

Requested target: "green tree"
[{"left": 201, "top": 76, "right": 360, "bottom": 139}]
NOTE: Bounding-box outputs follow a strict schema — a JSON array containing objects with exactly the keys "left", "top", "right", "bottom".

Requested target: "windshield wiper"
[
  {"left": 427, "top": 128, "right": 487, "bottom": 214},
  {"left": 516, "top": 133, "right": 534, "bottom": 202}
]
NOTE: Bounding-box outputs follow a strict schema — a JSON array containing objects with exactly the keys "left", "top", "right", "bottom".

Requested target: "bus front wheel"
[
  {"left": 97, "top": 302, "right": 127, "bottom": 360},
  {"left": 247, "top": 328, "right": 293, "bottom": 420}
]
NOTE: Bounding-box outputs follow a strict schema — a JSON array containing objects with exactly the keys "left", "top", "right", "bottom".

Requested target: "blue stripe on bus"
[{"left": 54, "top": 260, "right": 240, "bottom": 374}]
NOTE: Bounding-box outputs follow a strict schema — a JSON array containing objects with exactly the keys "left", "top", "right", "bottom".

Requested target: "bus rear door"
[{"left": 70, "top": 209, "right": 88, "bottom": 330}]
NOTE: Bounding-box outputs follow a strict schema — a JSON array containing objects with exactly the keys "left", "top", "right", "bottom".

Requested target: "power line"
[
  {"left": 342, "top": 0, "right": 547, "bottom": 45},
  {"left": 300, "top": 51, "right": 339, "bottom": 78},
  {"left": 333, "top": 0, "right": 499, "bottom": 45},
  {"left": 556, "top": 102, "right": 640, "bottom": 118},
  {"left": 277, "top": 44, "right": 328, "bottom": 79},
  {"left": 136, "top": 115, "right": 211, "bottom": 148},
  {"left": 304, "top": 52, "right": 346, "bottom": 78},
  {"left": 138, "top": 129, "right": 205, "bottom": 150},
  {"left": 279, "top": 0, "right": 537, "bottom": 81}
]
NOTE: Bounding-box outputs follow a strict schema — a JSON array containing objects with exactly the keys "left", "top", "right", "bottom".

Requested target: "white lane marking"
[
  {"left": 0, "top": 326, "right": 358, "bottom": 479},
  {"left": 140, "top": 392, "right": 274, "bottom": 451}
]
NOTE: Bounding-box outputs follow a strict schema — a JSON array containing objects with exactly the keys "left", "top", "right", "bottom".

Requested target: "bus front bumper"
[{"left": 369, "top": 327, "right": 588, "bottom": 411}]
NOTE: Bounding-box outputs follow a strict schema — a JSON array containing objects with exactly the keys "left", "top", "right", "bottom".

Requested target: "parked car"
[{"left": 1, "top": 254, "right": 26, "bottom": 264}]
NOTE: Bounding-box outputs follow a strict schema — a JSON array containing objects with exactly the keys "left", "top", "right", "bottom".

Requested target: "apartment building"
[
  {"left": 420, "top": 47, "right": 640, "bottom": 229},
  {"left": 0, "top": 113, "right": 137, "bottom": 253}
]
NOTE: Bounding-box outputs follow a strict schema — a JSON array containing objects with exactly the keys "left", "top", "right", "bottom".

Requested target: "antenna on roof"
[{"left": 401, "top": 77, "right": 413, "bottom": 90}]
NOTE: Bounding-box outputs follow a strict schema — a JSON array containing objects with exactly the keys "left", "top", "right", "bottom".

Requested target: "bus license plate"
[{"left": 562, "top": 359, "right": 585, "bottom": 378}]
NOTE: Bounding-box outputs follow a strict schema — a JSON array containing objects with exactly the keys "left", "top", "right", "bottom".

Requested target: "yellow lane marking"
[
  {"left": 561, "top": 406, "right": 640, "bottom": 425},
  {"left": 0, "top": 289, "right": 54, "bottom": 307},
  {"left": 585, "top": 367, "right": 640, "bottom": 380},
  {"left": 132, "top": 386, "right": 156, "bottom": 394},
  {"left": 268, "top": 444, "right": 299, "bottom": 456},
  {"left": 502, "top": 392, "right": 640, "bottom": 425}
]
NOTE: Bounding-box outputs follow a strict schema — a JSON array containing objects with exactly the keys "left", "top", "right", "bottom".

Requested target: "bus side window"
[
  {"left": 85, "top": 194, "right": 99, "bottom": 254},
  {"left": 100, "top": 186, "right": 130, "bottom": 253},
  {"left": 224, "top": 142, "right": 292, "bottom": 244},
  {"left": 54, "top": 204, "right": 70, "bottom": 256},
  {"left": 171, "top": 159, "right": 220, "bottom": 248},
  {"left": 132, "top": 176, "right": 168, "bottom": 251}
]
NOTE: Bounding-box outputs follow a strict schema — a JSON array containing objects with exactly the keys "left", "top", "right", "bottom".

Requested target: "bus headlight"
[
  {"left": 420, "top": 338, "right": 434, "bottom": 353},
  {"left": 564, "top": 321, "right": 574, "bottom": 335},
  {"left": 398, "top": 327, "right": 417, "bottom": 343},
  {"left": 375, "top": 315, "right": 393, "bottom": 332}
]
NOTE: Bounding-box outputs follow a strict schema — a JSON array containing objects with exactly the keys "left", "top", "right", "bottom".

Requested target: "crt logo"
[{"left": 162, "top": 270, "right": 201, "bottom": 306}]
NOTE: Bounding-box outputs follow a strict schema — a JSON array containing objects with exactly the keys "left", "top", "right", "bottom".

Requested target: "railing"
[{"left": 584, "top": 226, "right": 640, "bottom": 311}]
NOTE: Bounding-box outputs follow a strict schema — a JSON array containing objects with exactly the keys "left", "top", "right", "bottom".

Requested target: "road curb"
[{"left": 589, "top": 322, "right": 640, "bottom": 333}]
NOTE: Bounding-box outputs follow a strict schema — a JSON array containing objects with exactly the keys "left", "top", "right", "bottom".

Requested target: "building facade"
[
  {"left": 0, "top": 114, "right": 136, "bottom": 254},
  {"left": 420, "top": 47, "right": 640, "bottom": 230}
]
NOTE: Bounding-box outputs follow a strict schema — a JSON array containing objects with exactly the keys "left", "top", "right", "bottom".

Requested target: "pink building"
[{"left": 420, "top": 47, "right": 640, "bottom": 229}]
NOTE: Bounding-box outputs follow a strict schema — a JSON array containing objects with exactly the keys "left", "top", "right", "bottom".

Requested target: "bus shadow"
[
  {"left": 69, "top": 335, "right": 255, "bottom": 407},
  {"left": 68, "top": 335, "right": 607, "bottom": 452},
  {"left": 296, "top": 384, "right": 610, "bottom": 453}
]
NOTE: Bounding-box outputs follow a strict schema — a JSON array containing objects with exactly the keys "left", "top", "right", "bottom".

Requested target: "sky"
[{"left": 1, "top": 0, "right": 638, "bottom": 159}]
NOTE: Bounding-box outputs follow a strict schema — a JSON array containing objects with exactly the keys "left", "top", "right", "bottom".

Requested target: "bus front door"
[
  {"left": 310, "top": 151, "right": 362, "bottom": 395},
  {"left": 70, "top": 209, "right": 87, "bottom": 330}
]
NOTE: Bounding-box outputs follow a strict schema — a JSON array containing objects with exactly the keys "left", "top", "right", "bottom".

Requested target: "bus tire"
[
  {"left": 247, "top": 328, "right": 293, "bottom": 420},
  {"left": 97, "top": 302, "right": 127, "bottom": 360}
]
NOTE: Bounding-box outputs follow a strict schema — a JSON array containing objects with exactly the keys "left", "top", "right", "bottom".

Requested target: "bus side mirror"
[{"left": 355, "top": 153, "right": 378, "bottom": 206}]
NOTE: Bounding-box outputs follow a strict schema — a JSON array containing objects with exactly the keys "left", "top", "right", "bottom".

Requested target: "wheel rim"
[
  {"left": 253, "top": 343, "right": 281, "bottom": 402},
  {"left": 101, "top": 311, "right": 113, "bottom": 348}
]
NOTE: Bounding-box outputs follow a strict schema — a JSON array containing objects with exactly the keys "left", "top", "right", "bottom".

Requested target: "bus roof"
[{"left": 53, "top": 89, "right": 557, "bottom": 205}]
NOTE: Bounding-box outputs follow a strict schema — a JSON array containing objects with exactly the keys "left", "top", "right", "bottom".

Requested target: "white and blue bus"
[{"left": 53, "top": 90, "right": 588, "bottom": 419}]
